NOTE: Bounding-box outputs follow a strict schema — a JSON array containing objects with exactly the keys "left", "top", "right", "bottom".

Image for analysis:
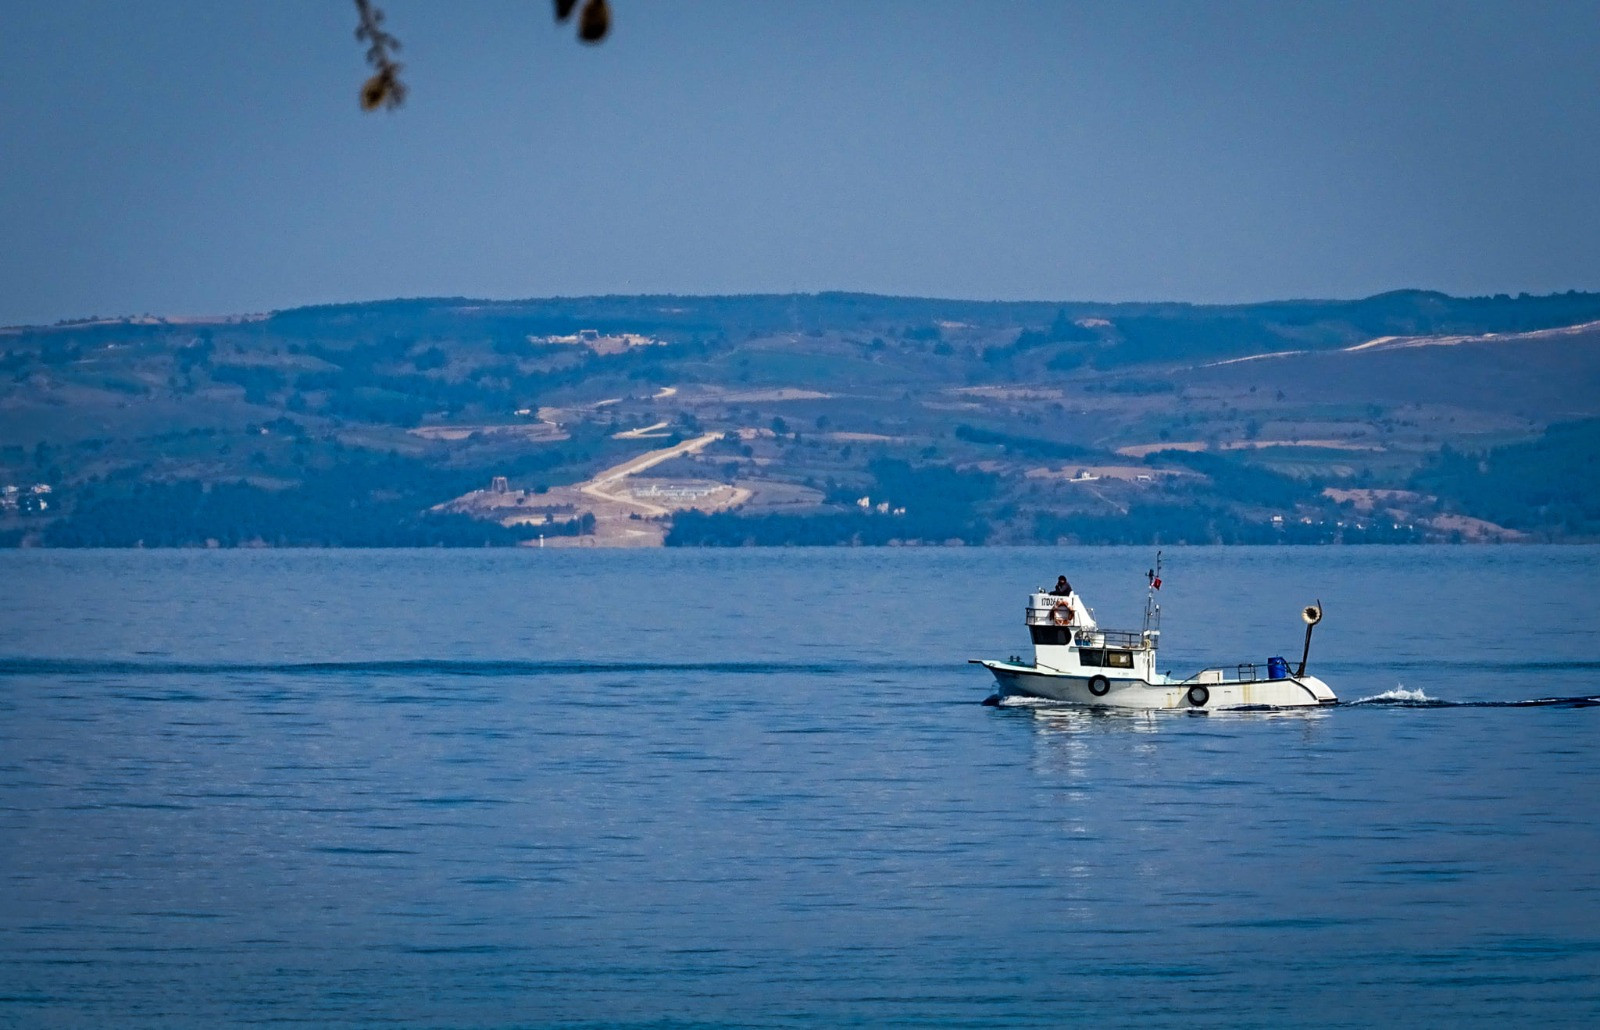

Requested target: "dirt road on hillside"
[{"left": 579, "top": 432, "right": 727, "bottom": 515}]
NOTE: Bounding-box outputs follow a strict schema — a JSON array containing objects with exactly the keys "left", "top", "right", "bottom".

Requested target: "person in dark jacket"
[{"left": 1048, "top": 576, "right": 1098, "bottom": 630}]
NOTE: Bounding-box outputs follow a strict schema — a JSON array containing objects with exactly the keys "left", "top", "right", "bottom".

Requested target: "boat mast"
[{"left": 1142, "top": 550, "right": 1162, "bottom": 646}]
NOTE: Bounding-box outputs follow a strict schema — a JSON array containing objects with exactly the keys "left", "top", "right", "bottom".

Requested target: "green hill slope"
[{"left": 3, "top": 290, "right": 1597, "bottom": 546}]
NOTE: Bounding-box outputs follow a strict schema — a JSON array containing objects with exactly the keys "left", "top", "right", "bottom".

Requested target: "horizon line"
[{"left": 10, "top": 285, "right": 1600, "bottom": 332}]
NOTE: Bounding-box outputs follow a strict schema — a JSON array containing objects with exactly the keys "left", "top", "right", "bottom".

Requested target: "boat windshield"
[{"left": 1080, "top": 648, "right": 1136, "bottom": 668}]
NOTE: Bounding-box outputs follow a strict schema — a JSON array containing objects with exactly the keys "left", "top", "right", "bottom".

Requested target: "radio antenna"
[{"left": 1142, "top": 550, "right": 1163, "bottom": 642}]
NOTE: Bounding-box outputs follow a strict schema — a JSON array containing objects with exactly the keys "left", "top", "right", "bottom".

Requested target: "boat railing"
[
  {"left": 1179, "top": 663, "right": 1277, "bottom": 685},
  {"left": 1081, "top": 628, "right": 1150, "bottom": 649}
]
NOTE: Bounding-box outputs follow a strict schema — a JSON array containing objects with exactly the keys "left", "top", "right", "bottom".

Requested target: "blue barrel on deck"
[{"left": 1268, "top": 656, "right": 1289, "bottom": 680}]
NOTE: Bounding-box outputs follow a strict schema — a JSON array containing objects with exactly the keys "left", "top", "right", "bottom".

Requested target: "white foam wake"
[
  {"left": 1352, "top": 685, "right": 1433, "bottom": 704},
  {"left": 995, "top": 694, "right": 1060, "bottom": 708}
]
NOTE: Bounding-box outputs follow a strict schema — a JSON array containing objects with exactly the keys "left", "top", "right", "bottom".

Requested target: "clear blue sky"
[{"left": 2, "top": 0, "right": 1597, "bottom": 325}]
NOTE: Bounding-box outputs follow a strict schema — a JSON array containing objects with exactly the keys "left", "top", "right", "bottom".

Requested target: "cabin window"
[
  {"left": 1029, "top": 626, "right": 1071, "bottom": 646},
  {"left": 1105, "top": 649, "right": 1134, "bottom": 668},
  {"left": 1079, "top": 648, "right": 1104, "bottom": 666}
]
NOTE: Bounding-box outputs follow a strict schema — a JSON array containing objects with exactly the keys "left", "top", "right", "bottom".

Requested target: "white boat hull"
[{"left": 974, "top": 660, "right": 1337, "bottom": 710}]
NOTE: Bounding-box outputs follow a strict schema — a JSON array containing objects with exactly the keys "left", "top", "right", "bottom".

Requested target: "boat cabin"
[{"left": 1024, "top": 591, "right": 1161, "bottom": 680}]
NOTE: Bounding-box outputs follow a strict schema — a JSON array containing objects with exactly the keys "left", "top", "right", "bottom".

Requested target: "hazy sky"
[{"left": 2, "top": 0, "right": 1597, "bottom": 324}]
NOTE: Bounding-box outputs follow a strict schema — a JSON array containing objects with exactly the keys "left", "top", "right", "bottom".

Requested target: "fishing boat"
[{"left": 973, "top": 555, "right": 1337, "bottom": 710}]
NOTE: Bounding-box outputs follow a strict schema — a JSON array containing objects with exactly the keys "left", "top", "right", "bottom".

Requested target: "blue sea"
[{"left": 2, "top": 547, "right": 1598, "bottom": 1028}]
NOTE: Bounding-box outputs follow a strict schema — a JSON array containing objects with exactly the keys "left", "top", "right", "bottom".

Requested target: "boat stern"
[{"left": 1294, "top": 674, "right": 1339, "bottom": 705}]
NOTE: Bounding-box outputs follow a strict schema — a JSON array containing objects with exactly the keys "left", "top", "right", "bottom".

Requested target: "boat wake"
[
  {"left": 1348, "top": 686, "right": 1435, "bottom": 705},
  {"left": 1348, "top": 685, "right": 1600, "bottom": 708}
]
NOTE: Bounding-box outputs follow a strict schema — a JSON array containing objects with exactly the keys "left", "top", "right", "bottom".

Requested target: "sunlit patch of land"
[{"left": 437, "top": 432, "right": 751, "bottom": 547}]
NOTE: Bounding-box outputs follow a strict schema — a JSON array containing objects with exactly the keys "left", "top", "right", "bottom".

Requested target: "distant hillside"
[
  {"left": 230, "top": 288, "right": 1600, "bottom": 359},
  {"left": 3, "top": 289, "right": 1598, "bottom": 546},
  {"left": 1412, "top": 419, "right": 1600, "bottom": 539}
]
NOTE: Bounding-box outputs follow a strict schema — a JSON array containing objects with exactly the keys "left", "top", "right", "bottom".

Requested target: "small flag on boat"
[{"left": 1147, "top": 568, "right": 1162, "bottom": 590}]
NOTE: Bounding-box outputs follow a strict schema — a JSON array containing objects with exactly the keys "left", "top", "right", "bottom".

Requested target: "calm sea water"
[{"left": 2, "top": 546, "right": 1598, "bottom": 1028}]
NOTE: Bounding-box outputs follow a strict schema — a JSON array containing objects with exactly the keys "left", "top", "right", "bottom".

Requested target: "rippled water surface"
[{"left": 2, "top": 547, "right": 1598, "bottom": 1027}]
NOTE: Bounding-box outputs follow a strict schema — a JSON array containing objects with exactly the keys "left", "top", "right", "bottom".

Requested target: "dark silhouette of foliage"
[
  {"left": 355, "top": 0, "right": 611, "bottom": 112},
  {"left": 1140, "top": 449, "right": 1320, "bottom": 510},
  {"left": 41, "top": 449, "right": 574, "bottom": 547},
  {"left": 564, "top": 0, "right": 611, "bottom": 43},
  {"left": 1411, "top": 419, "right": 1600, "bottom": 537},
  {"left": 954, "top": 424, "right": 1100, "bottom": 461},
  {"left": 355, "top": 0, "right": 406, "bottom": 111}
]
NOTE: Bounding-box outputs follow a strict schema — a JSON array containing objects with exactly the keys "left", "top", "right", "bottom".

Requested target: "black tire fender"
[
  {"left": 1187, "top": 685, "right": 1210, "bottom": 707},
  {"left": 1088, "top": 675, "right": 1111, "bottom": 697}
]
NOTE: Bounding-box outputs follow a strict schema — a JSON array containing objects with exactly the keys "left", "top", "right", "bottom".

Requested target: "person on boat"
[{"left": 1048, "top": 577, "right": 1098, "bottom": 631}]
